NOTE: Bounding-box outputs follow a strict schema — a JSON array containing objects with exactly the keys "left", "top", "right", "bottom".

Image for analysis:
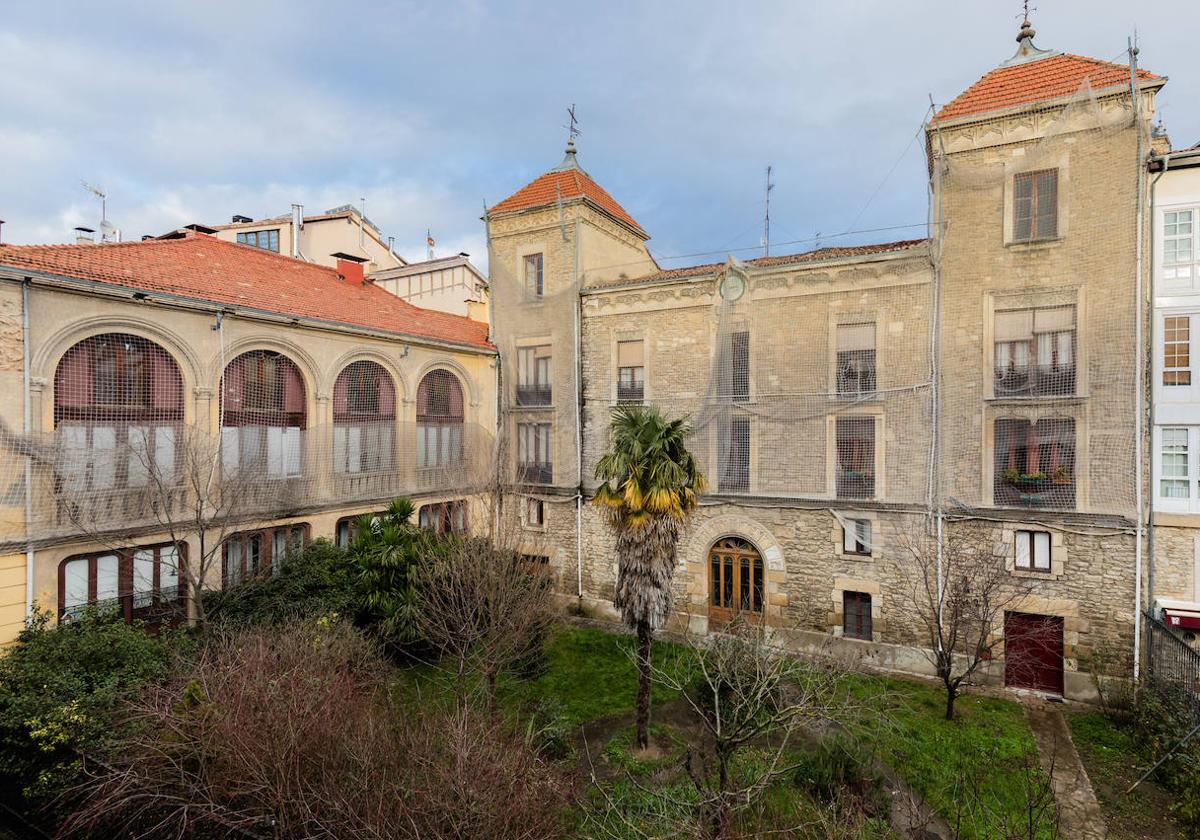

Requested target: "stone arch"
[
  {"left": 412, "top": 357, "right": 479, "bottom": 410},
  {"left": 681, "top": 512, "right": 784, "bottom": 573},
  {"left": 206, "top": 335, "right": 321, "bottom": 402}
]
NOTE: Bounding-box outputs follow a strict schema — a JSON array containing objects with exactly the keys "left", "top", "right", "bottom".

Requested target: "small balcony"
[
  {"left": 994, "top": 468, "right": 1076, "bottom": 510},
  {"left": 836, "top": 469, "right": 875, "bottom": 500},
  {"left": 617, "top": 384, "right": 644, "bottom": 404},
  {"left": 60, "top": 584, "right": 186, "bottom": 626},
  {"left": 994, "top": 364, "right": 1076, "bottom": 398},
  {"left": 516, "top": 384, "right": 552, "bottom": 407},
  {"left": 517, "top": 461, "right": 553, "bottom": 485}
]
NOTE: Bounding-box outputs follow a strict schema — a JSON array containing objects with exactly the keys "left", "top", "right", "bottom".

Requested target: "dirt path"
[{"left": 1024, "top": 700, "right": 1108, "bottom": 840}]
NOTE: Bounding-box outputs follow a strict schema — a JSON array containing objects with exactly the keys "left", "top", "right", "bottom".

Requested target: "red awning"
[{"left": 1163, "top": 609, "right": 1200, "bottom": 631}]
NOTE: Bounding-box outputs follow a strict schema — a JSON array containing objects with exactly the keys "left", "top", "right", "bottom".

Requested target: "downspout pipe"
[
  {"left": 574, "top": 212, "right": 583, "bottom": 600},
  {"left": 1148, "top": 152, "right": 1172, "bottom": 617},
  {"left": 22, "top": 279, "right": 33, "bottom": 619},
  {"left": 1130, "top": 41, "right": 1145, "bottom": 680}
]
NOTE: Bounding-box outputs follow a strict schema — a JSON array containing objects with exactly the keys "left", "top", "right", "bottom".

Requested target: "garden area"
[{"left": 0, "top": 496, "right": 1078, "bottom": 839}]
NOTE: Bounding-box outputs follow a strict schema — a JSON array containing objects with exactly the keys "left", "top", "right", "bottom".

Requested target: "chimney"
[
  {"left": 291, "top": 203, "right": 303, "bottom": 258},
  {"left": 332, "top": 252, "right": 367, "bottom": 285},
  {"left": 0, "top": 220, "right": 5, "bottom": 245},
  {"left": 466, "top": 297, "right": 489, "bottom": 323},
  {"left": 74, "top": 226, "right": 96, "bottom": 245}
]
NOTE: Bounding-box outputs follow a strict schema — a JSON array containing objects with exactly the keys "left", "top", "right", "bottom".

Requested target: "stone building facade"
[
  {"left": 0, "top": 233, "right": 495, "bottom": 642},
  {"left": 487, "top": 24, "right": 1166, "bottom": 700}
]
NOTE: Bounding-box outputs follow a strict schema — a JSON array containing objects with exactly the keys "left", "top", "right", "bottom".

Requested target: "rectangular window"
[
  {"left": 223, "top": 524, "right": 308, "bottom": 587},
  {"left": 836, "top": 323, "right": 876, "bottom": 396},
  {"left": 516, "top": 345, "right": 553, "bottom": 406},
  {"left": 717, "top": 330, "right": 750, "bottom": 402},
  {"left": 994, "top": 306, "right": 1076, "bottom": 397},
  {"left": 1164, "top": 209, "right": 1196, "bottom": 289},
  {"left": 994, "top": 418, "right": 1075, "bottom": 509},
  {"left": 517, "top": 422, "right": 553, "bottom": 484},
  {"left": 419, "top": 500, "right": 466, "bottom": 534},
  {"left": 525, "top": 496, "right": 545, "bottom": 527},
  {"left": 617, "top": 340, "right": 645, "bottom": 403},
  {"left": 335, "top": 512, "right": 385, "bottom": 548},
  {"left": 60, "top": 543, "right": 184, "bottom": 622},
  {"left": 842, "top": 591, "right": 873, "bottom": 640},
  {"left": 836, "top": 417, "right": 875, "bottom": 499},
  {"left": 1015, "top": 530, "right": 1052, "bottom": 571},
  {"left": 843, "top": 518, "right": 872, "bottom": 556},
  {"left": 1164, "top": 316, "right": 1193, "bottom": 387},
  {"left": 524, "top": 253, "right": 544, "bottom": 298},
  {"left": 1161, "top": 427, "right": 1192, "bottom": 502},
  {"left": 1013, "top": 169, "right": 1058, "bottom": 242},
  {"left": 236, "top": 229, "right": 280, "bottom": 252},
  {"left": 719, "top": 416, "right": 750, "bottom": 492}
]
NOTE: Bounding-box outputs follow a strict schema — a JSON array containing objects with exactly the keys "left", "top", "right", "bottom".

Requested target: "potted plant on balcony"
[
  {"left": 1000, "top": 468, "right": 1048, "bottom": 503},
  {"left": 1051, "top": 465, "right": 1073, "bottom": 485}
]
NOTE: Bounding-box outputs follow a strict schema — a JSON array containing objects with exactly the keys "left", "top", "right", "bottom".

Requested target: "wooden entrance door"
[
  {"left": 1004, "top": 612, "right": 1064, "bottom": 694},
  {"left": 708, "top": 537, "right": 763, "bottom": 628}
]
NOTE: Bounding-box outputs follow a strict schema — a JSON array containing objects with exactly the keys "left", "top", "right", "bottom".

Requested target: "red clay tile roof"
[
  {"left": 489, "top": 168, "right": 647, "bottom": 237},
  {"left": 934, "top": 53, "right": 1160, "bottom": 123},
  {"left": 0, "top": 235, "right": 491, "bottom": 350},
  {"left": 589, "top": 239, "right": 929, "bottom": 288}
]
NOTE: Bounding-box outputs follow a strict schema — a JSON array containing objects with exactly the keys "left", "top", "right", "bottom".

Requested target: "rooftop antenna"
[
  {"left": 762, "top": 165, "right": 774, "bottom": 256},
  {"left": 81, "top": 180, "right": 108, "bottom": 232},
  {"left": 426, "top": 229, "right": 435, "bottom": 261}
]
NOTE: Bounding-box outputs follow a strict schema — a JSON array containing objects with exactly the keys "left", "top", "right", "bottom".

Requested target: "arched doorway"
[{"left": 708, "top": 537, "right": 763, "bottom": 627}]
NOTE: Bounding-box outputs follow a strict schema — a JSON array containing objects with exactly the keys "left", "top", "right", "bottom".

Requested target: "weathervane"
[
  {"left": 565, "top": 104, "right": 581, "bottom": 146},
  {"left": 1018, "top": 1, "right": 1036, "bottom": 23}
]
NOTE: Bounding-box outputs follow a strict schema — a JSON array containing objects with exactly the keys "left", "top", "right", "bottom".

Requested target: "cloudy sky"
[{"left": 2, "top": 1, "right": 1197, "bottom": 272}]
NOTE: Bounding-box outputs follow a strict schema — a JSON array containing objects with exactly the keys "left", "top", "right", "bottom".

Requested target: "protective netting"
[
  {"left": 931, "top": 77, "right": 1145, "bottom": 518},
  {"left": 0, "top": 335, "right": 496, "bottom": 551}
]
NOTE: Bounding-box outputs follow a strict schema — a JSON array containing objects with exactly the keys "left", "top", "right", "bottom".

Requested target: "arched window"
[
  {"left": 333, "top": 361, "right": 396, "bottom": 473},
  {"left": 416, "top": 369, "right": 464, "bottom": 469},
  {"left": 54, "top": 333, "right": 184, "bottom": 491},
  {"left": 221, "top": 350, "right": 305, "bottom": 477},
  {"left": 707, "top": 537, "right": 763, "bottom": 627}
]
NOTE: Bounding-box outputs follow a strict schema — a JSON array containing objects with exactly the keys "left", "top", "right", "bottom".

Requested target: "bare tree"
[
  {"left": 645, "top": 621, "right": 855, "bottom": 840},
  {"left": 0, "top": 419, "right": 288, "bottom": 628},
  {"left": 414, "top": 534, "right": 558, "bottom": 717},
  {"left": 897, "top": 522, "right": 1038, "bottom": 720}
]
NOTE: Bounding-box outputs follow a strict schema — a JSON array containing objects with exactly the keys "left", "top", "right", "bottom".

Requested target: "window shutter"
[
  {"left": 1036, "top": 169, "right": 1058, "bottom": 239},
  {"left": 837, "top": 324, "right": 875, "bottom": 352},
  {"left": 843, "top": 523, "right": 856, "bottom": 554},
  {"left": 995, "top": 310, "right": 1034, "bottom": 341},
  {"left": 95, "top": 554, "right": 119, "bottom": 601},
  {"left": 221, "top": 426, "right": 240, "bottom": 472},
  {"left": 617, "top": 340, "right": 644, "bottom": 367},
  {"left": 91, "top": 426, "right": 116, "bottom": 489},
  {"left": 64, "top": 558, "right": 89, "bottom": 610},
  {"left": 1033, "top": 306, "right": 1074, "bottom": 333},
  {"left": 1033, "top": 531, "right": 1051, "bottom": 569},
  {"left": 1014, "top": 173, "right": 1034, "bottom": 241},
  {"left": 127, "top": 426, "right": 151, "bottom": 487},
  {"left": 133, "top": 549, "right": 155, "bottom": 596},
  {"left": 160, "top": 546, "right": 179, "bottom": 591},
  {"left": 1015, "top": 531, "right": 1031, "bottom": 568}
]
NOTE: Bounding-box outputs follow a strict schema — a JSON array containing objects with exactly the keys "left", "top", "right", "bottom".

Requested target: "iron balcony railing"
[
  {"left": 60, "top": 584, "right": 186, "bottom": 625},
  {"left": 617, "top": 384, "right": 644, "bottom": 404},
  {"left": 517, "top": 461, "right": 553, "bottom": 485},
  {"left": 516, "top": 385, "right": 553, "bottom": 406},
  {"left": 994, "top": 364, "right": 1077, "bottom": 398}
]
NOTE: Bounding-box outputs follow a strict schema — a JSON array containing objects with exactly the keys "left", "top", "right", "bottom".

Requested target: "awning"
[{"left": 1163, "top": 608, "right": 1200, "bottom": 631}]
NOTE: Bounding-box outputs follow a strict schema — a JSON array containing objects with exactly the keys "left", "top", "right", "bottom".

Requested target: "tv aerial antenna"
[{"left": 81, "top": 181, "right": 118, "bottom": 242}]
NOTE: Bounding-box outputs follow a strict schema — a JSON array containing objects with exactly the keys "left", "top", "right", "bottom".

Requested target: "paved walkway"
[{"left": 1024, "top": 700, "right": 1107, "bottom": 840}]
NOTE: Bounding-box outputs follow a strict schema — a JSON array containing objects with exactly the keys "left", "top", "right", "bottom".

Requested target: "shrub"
[
  {"left": 1134, "top": 691, "right": 1200, "bottom": 829},
  {"left": 792, "top": 736, "right": 890, "bottom": 819},
  {"left": 62, "top": 619, "right": 571, "bottom": 840},
  {"left": 0, "top": 609, "right": 180, "bottom": 805},
  {"left": 203, "top": 538, "right": 357, "bottom": 628}
]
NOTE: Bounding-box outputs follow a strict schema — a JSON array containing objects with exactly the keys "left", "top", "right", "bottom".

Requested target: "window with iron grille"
[
  {"left": 236, "top": 229, "right": 280, "bottom": 252},
  {"left": 517, "top": 345, "right": 553, "bottom": 406},
  {"left": 524, "top": 253, "right": 544, "bottom": 298},
  {"left": 836, "top": 417, "right": 875, "bottom": 499},
  {"left": 517, "top": 422, "right": 553, "bottom": 484},
  {"left": 993, "top": 418, "right": 1075, "bottom": 509},
  {"left": 994, "top": 306, "right": 1076, "bottom": 397},
  {"left": 719, "top": 416, "right": 750, "bottom": 492},
  {"left": 843, "top": 591, "right": 873, "bottom": 640},
  {"left": 617, "top": 339, "right": 645, "bottom": 403},
  {"left": 1013, "top": 169, "right": 1058, "bottom": 242},
  {"left": 836, "top": 323, "right": 876, "bottom": 397},
  {"left": 60, "top": 542, "right": 184, "bottom": 623},
  {"left": 717, "top": 330, "right": 749, "bottom": 402}
]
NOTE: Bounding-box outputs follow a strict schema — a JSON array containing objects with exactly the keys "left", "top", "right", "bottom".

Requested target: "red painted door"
[{"left": 1004, "top": 612, "right": 1064, "bottom": 695}]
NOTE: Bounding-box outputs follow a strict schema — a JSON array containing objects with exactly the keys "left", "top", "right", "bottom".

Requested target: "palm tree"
[{"left": 594, "top": 404, "right": 705, "bottom": 750}]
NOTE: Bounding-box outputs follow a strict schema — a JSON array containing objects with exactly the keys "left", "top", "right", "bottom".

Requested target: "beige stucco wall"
[
  {"left": 214, "top": 214, "right": 403, "bottom": 274},
  {"left": 0, "top": 272, "right": 496, "bottom": 642}
]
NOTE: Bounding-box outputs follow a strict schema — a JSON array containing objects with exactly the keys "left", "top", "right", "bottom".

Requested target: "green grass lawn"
[
  {"left": 844, "top": 674, "right": 1053, "bottom": 840},
  {"left": 394, "top": 625, "right": 1051, "bottom": 838}
]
